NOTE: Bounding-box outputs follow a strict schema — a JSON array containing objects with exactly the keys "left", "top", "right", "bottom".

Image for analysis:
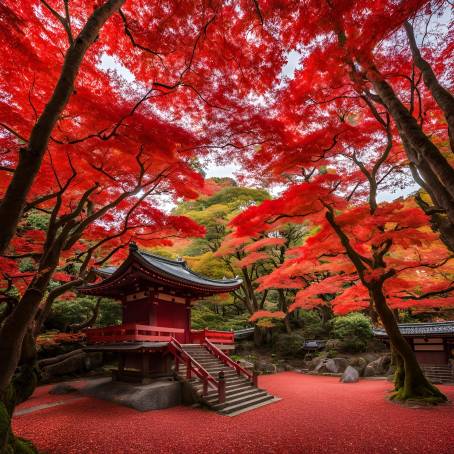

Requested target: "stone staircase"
[
  {"left": 176, "top": 344, "right": 276, "bottom": 415},
  {"left": 422, "top": 364, "right": 454, "bottom": 384}
]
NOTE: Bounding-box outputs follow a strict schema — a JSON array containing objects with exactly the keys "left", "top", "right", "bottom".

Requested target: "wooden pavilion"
[{"left": 80, "top": 243, "right": 276, "bottom": 413}]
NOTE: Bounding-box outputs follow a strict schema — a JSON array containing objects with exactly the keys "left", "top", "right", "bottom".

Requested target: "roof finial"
[{"left": 129, "top": 241, "right": 138, "bottom": 252}]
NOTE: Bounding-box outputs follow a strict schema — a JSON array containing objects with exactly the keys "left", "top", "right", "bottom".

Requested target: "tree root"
[{"left": 389, "top": 382, "right": 448, "bottom": 406}]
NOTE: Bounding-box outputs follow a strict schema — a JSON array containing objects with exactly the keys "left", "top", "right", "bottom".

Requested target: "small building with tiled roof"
[{"left": 374, "top": 321, "right": 454, "bottom": 365}]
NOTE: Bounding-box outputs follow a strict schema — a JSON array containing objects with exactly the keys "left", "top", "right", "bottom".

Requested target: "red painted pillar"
[{"left": 185, "top": 299, "right": 191, "bottom": 343}]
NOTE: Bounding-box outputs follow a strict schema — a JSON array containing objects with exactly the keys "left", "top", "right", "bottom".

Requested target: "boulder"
[
  {"left": 254, "top": 360, "right": 277, "bottom": 374},
  {"left": 364, "top": 354, "right": 392, "bottom": 377},
  {"left": 332, "top": 357, "right": 349, "bottom": 373},
  {"left": 41, "top": 351, "right": 103, "bottom": 380},
  {"left": 307, "top": 355, "right": 326, "bottom": 371},
  {"left": 314, "top": 358, "right": 339, "bottom": 374},
  {"left": 348, "top": 357, "right": 368, "bottom": 376},
  {"left": 238, "top": 359, "right": 254, "bottom": 370},
  {"left": 49, "top": 383, "right": 78, "bottom": 395},
  {"left": 340, "top": 366, "right": 359, "bottom": 383}
]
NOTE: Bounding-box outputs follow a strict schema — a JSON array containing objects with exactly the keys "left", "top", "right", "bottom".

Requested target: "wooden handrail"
[
  {"left": 204, "top": 338, "right": 255, "bottom": 384},
  {"left": 84, "top": 324, "right": 186, "bottom": 343},
  {"left": 168, "top": 337, "right": 225, "bottom": 403}
]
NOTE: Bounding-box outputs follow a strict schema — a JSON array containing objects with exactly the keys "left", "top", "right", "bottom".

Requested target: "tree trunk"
[
  {"left": 277, "top": 289, "right": 292, "bottom": 333},
  {"left": 0, "top": 244, "right": 60, "bottom": 393},
  {"left": 404, "top": 22, "right": 454, "bottom": 152},
  {"left": 369, "top": 283, "right": 446, "bottom": 403},
  {"left": 69, "top": 298, "right": 101, "bottom": 332},
  {"left": 0, "top": 0, "right": 125, "bottom": 254},
  {"left": 364, "top": 63, "right": 454, "bottom": 202},
  {"left": 0, "top": 329, "right": 39, "bottom": 452}
]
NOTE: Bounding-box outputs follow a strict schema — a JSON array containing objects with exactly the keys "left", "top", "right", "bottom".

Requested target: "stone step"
[
  {"left": 193, "top": 378, "right": 251, "bottom": 395},
  {"left": 216, "top": 394, "right": 275, "bottom": 415},
  {"left": 210, "top": 389, "right": 269, "bottom": 410},
  {"left": 205, "top": 388, "right": 266, "bottom": 406},
  {"left": 208, "top": 384, "right": 254, "bottom": 397}
]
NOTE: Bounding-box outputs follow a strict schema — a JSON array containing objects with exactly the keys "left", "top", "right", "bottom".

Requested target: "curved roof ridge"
[
  {"left": 137, "top": 250, "right": 240, "bottom": 285},
  {"left": 139, "top": 250, "right": 187, "bottom": 267}
]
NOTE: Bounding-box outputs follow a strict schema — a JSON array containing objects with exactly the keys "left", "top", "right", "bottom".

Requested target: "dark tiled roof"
[
  {"left": 91, "top": 247, "right": 242, "bottom": 292},
  {"left": 373, "top": 321, "right": 454, "bottom": 338}
]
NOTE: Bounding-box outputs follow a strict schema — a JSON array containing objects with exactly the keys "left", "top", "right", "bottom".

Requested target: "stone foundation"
[{"left": 80, "top": 377, "right": 182, "bottom": 411}]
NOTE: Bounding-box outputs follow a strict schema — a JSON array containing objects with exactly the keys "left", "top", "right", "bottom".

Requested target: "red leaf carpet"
[{"left": 13, "top": 373, "right": 454, "bottom": 454}]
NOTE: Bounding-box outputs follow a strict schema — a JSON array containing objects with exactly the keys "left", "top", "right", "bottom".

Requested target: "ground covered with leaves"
[{"left": 13, "top": 373, "right": 454, "bottom": 454}]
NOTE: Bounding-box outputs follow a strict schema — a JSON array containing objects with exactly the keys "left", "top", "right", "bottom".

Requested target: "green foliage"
[
  {"left": 45, "top": 296, "right": 121, "bottom": 331},
  {"left": 19, "top": 258, "right": 35, "bottom": 272},
  {"left": 272, "top": 332, "right": 305, "bottom": 357},
  {"left": 25, "top": 211, "right": 50, "bottom": 231},
  {"left": 186, "top": 252, "right": 230, "bottom": 279},
  {"left": 331, "top": 313, "right": 373, "bottom": 353},
  {"left": 298, "top": 310, "right": 328, "bottom": 338},
  {"left": 191, "top": 303, "right": 249, "bottom": 331}
]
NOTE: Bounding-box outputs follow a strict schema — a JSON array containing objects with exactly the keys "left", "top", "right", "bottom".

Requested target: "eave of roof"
[
  {"left": 373, "top": 321, "right": 454, "bottom": 338},
  {"left": 79, "top": 243, "right": 242, "bottom": 295}
]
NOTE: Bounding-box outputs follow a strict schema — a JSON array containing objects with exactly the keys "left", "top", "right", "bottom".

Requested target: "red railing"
[
  {"left": 84, "top": 324, "right": 185, "bottom": 343},
  {"left": 205, "top": 338, "right": 257, "bottom": 386},
  {"left": 168, "top": 337, "right": 225, "bottom": 403},
  {"left": 190, "top": 328, "right": 234, "bottom": 345}
]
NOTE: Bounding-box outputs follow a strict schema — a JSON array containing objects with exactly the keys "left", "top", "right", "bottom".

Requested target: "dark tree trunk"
[
  {"left": 369, "top": 283, "right": 446, "bottom": 403},
  {"left": 365, "top": 65, "right": 454, "bottom": 201},
  {"left": 0, "top": 0, "right": 125, "bottom": 254},
  {"left": 277, "top": 289, "right": 292, "bottom": 333},
  {"left": 0, "top": 329, "right": 39, "bottom": 452},
  {"left": 404, "top": 22, "right": 454, "bottom": 152}
]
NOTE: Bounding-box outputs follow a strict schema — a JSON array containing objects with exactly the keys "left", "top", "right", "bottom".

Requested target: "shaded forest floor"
[{"left": 13, "top": 373, "right": 454, "bottom": 454}]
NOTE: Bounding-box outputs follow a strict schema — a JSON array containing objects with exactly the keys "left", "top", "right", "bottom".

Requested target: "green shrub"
[
  {"left": 331, "top": 313, "right": 373, "bottom": 353},
  {"left": 191, "top": 303, "right": 249, "bottom": 331},
  {"left": 297, "top": 310, "right": 328, "bottom": 338},
  {"left": 45, "top": 297, "right": 121, "bottom": 331},
  {"left": 272, "top": 332, "right": 305, "bottom": 357}
]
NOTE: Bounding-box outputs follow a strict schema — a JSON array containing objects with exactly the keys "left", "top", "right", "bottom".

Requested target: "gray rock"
[
  {"left": 255, "top": 360, "right": 277, "bottom": 374},
  {"left": 41, "top": 351, "right": 103, "bottom": 380},
  {"left": 49, "top": 383, "right": 78, "bottom": 395},
  {"left": 348, "top": 357, "right": 368, "bottom": 376},
  {"left": 364, "top": 354, "right": 392, "bottom": 377},
  {"left": 332, "top": 358, "right": 349, "bottom": 373},
  {"left": 340, "top": 366, "right": 359, "bottom": 383},
  {"left": 308, "top": 355, "right": 326, "bottom": 371},
  {"left": 314, "top": 358, "right": 339, "bottom": 374},
  {"left": 238, "top": 359, "right": 254, "bottom": 370}
]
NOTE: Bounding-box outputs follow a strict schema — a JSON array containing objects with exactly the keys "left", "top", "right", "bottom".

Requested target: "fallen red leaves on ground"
[{"left": 13, "top": 373, "right": 454, "bottom": 454}]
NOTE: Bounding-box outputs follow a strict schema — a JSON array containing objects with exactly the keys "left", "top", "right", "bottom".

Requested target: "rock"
[
  {"left": 364, "top": 354, "right": 392, "bottom": 377},
  {"left": 254, "top": 360, "right": 277, "bottom": 374},
  {"left": 332, "top": 357, "right": 349, "bottom": 373},
  {"left": 314, "top": 358, "right": 339, "bottom": 374},
  {"left": 348, "top": 357, "right": 368, "bottom": 376},
  {"left": 238, "top": 359, "right": 254, "bottom": 370},
  {"left": 41, "top": 351, "right": 103, "bottom": 380},
  {"left": 340, "top": 366, "right": 359, "bottom": 383},
  {"left": 307, "top": 355, "right": 326, "bottom": 371},
  {"left": 49, "top": 383, "right": 78, "bottom": 395}
]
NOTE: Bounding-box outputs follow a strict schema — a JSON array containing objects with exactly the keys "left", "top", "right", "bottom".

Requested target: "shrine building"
[{"left": 79, "top": 243, "right": 276, "bottom": 414}]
